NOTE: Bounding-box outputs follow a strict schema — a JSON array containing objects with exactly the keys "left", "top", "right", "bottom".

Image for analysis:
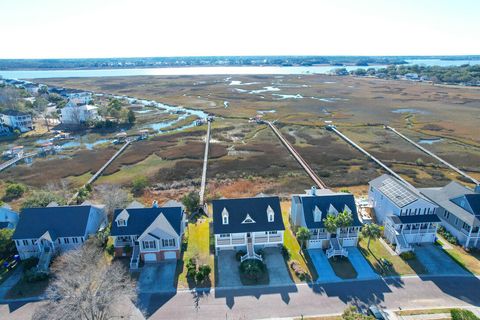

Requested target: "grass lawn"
[
  {"left": 358, "top": 238, "right": 427, "bottom": 276},
  {"left": 396, "top": 308, "right": 452, "bottom": 316},
  {"left": 437, "top": 235, "right": 480, "bottom": 275},
  {"left": 176, "top": 219, "right": 214, "bottom": 288},
  {"left": 281, "top": 202, "right": 318, "bottom": 282},
  {"left": 328, "top": 257, "right": 358, "bottom": 279}
]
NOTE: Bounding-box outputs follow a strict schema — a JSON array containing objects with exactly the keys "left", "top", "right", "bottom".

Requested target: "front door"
[{"left": 247, "top": 233, "right": 252, "bottom": 244}]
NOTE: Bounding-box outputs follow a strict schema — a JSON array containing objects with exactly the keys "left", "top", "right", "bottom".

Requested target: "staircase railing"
[{"left": 130, "top": 245, "right": 140, "bottom": 270}]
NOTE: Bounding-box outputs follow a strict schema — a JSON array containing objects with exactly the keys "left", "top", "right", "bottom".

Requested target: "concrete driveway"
[
  {"left": 414, "top": 244, "right": 468, "bottom": 275},
  {"left": 346, "top": 247, "right": 379, "bottom": 280},
  {"left": 216, "top": 250, "right": 242, "bottom": 288},
  {"left": 138, "top": 261, "right": 176, "bottom": 293},
  {"left": 307, "top": 249, "right": 340, "bottom": 283},
  {"left": 263, "top": 247, "right": 293, "bottom": 285}
]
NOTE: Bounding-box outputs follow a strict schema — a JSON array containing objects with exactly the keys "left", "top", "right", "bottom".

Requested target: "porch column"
[{"left": 465, "top": 225, "right": 473, "bottom": 248}]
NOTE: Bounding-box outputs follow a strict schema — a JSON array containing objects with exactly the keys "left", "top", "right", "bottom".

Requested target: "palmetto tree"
[
  {"left": 361, "top": 223, "right": 383, "bottom": 249},
  {"left": 323, "top": 213, "right": 339, "bottom": 235},
  {"left": 296, "top": 226, "right": 311, "bottom": 251}
]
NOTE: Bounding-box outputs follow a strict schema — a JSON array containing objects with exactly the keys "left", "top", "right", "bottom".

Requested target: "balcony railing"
[
  {"left": 401, "top": 228, "right": 437, "bottom": 234},
  {"left": 114, "top": 239, "right": 133, "bottom": 247}
]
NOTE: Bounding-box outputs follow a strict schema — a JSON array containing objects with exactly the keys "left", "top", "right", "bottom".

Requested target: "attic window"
[
  {"left": 267, "top": 205, "right": 274, "bottom": 222},
  {"left": 117, "top": 219, "right": 127, "bottom": 227},
  {"left": 242, "top": 214, "right": 256, "bottom": 224}
]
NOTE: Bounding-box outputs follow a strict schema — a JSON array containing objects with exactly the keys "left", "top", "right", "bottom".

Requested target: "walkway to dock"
[
  {"left": 327, "top": 125, "right": 410, "bottom": 185},
  {"left": 199, "top": 120, "right": 212, "bottom": 206},
  {"left": 0, "top": 152, "right": 37, "bottom": 173},
  {"left": 385, "top": 126, "right": 479, "bottom": 185},
  {"left": 267, "top": 121, "right": 327, "bottom": 189}
]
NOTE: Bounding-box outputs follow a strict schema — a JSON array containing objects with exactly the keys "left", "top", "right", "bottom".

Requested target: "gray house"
[{"left": 421, "top": 182, "right": 480, "bottom": 248}]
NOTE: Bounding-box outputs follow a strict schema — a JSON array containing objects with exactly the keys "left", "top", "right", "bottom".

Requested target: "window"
[
  {"left": 268, "top": 213, "right": 274, "bottom": 222},
  {"left": 23, "top": 240, "right": 28, "bottom": 246},
  {"left": 455, "top": 217, "right": 459, "bottom": 226},
  {"left": 162, "top": 239, "right": 176, "bottom": 247},
  {"left": 223, "top": 216, "right": 228, "bottom": 224},
  {"left": 15, "top": 240, "right": 20, "bottom": 246},
  {"left": 117, "top": 219, "right": 126, "bottom": 227},
  {"left": 268, "top": 231, "right": 277, "bottom": 235},
  {"left": 64, "top": 238, "right": 70, "bottom": 244},
  {"left": 444, "top": 211, "right": 450, "bottom": 219},
  {"left": 143, "top": 240, "right": 156, "bottom": 249},
  {"left": 73, "top": 238, "right": 79, "bottom": 244},
  {"left": 31, "top": 240, "right": 35, "bottom": 245},
  {"left": 219, "top": 234, "right": 230, "bottom": 238}
]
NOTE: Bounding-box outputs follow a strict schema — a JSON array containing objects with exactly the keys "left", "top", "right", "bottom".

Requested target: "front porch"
[{"left": 384, "top": 219, "right": 439, "bottom": 254}]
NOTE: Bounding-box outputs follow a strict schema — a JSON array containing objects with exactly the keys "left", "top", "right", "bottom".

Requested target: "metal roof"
[{"left": 370, "top": 174, "right": 421, "bottom": 208}]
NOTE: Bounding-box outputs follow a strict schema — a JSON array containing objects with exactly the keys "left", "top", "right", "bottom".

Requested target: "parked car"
[{"left": 368, "top": 305, "right": 389, "bottom": 320}]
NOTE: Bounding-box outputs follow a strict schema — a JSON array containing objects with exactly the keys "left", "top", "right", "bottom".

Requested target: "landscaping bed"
[
  {"left": 328, "top": 257, "right": 358, "bottom": 279},
  {"left": 239, "top": 259, "right": 269, "bottom": 286}
]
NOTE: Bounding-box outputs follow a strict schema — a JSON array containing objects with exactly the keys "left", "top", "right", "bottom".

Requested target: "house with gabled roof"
[
  {"left": 291, "top": 187, "right": 362, "bottom": 257},
  {"left": 368, "top": 174, "right": 440, "bottom": 253},
  {"left": 0, "top": 204, "right": 19, "bottom": 230},
  {"left": 420, "top": 182, "right": 480, "bottom": 248},
  {"left": 110, "top": 201, "right": 186, "bottom": 269},
  {"left": 12, "top": 204, "right": 106, "bottom": 269},
  {"left": 212, "top": 195, "right": 285, "bottom": 262}
]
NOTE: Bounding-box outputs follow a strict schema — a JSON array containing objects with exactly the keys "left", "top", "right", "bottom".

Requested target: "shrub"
[
  {"left": 24, "top": 269, "right": 49, "bottom": 283},
  {"left": 415, "top": 158, "right": 425, "bottom": 166},
  {"left": 3, "top": 183, "right": 26, "bottom": 201},
  {"left": 186, "top": 258, "right": 197, "bottom": 279},
  {"left": 131, "top": 176, "right": 149, "bottom": 196},
  {"left": 198, "top": 264, "right": 211, "bottom": 277},
  {"left": 281, "top": 245, "right": 291, "bottom": 259},
  {"left": 400, "top": 251, "right": 416, "bottom": 260},
  {"left": 235, "top": 250, "right": 246, "bottom": 261},
  {"left": 239, "top": 260, "right": 266, "bottom": 281},
  {"left": 106, "top": 244, "right": 114, "bottom": 256},
  {"left": 438, "top": 226, "right": 459, "bottom": 245},
  {"left": 451, "top": 309, "right": 479, "bottom": 320},
  {"left": 22, "top": 257, "right": 39, "bottom": 271}
]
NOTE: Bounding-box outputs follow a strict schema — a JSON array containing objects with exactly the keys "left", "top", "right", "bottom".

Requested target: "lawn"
[
  {"left": 328, "top": 257, "right": 358, "bottom": 279},
  {"left": 437, "top": 235, "right": 480, "bottom": 275},
  {"left": 176, "top": 219, "right": 214, "bottom": 288},
  {"left": 281, "top": 202, "right": 318, "bottom": 282},
  {"left": 358, "top": 238, "right": 427, "bottom": 276},
  {"left": 396, "top": 308, "right": 452, "bottom": 316}
]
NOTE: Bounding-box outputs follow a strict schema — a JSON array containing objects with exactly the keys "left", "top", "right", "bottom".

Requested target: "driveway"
[
  {"left": 216, "top": 250, "right": 242, "bottom": 288},
  {"left": 263, "top": 247, "right": 293, "bottom": 285},
  {"left": 414, "top": 244, "right": 468, "bottom": 275},
  {"left": 346, "top": 247, "right": 379, "bottom": 280},
  {"left": 307, "top": 249, "right": 340, "bottom": 283},
  {"left": 138, "top": 261, "right": 176, "bottom": 293}
]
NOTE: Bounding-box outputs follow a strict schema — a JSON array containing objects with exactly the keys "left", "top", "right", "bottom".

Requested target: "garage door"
[
  {"left": 308, "top": 239, "right": 323, "bottom": 249},
  {"left": 342, "top": 238, "right": 356, "bottom": 247},
  {"left": 164, "top": 251, "right": 177, "bottom": 260},
  {"left": 144, "top": 253, "right": 157, "bottom": 263}
]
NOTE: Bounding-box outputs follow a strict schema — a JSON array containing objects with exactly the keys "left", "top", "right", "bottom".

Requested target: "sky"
[{"left": 0, "top": 0, "right": 479, "bottom": 59}]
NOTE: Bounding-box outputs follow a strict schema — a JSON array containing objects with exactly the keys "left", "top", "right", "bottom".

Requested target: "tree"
[
  {"left": 323, "top": 213, "right": 338, "bottom": 234},
  {"left": 33, "top": 97, "right": 48, "bottom": 114},
  {"left": 131, "top": 176, "right": 148, "bottom": 196},
  {"left": 336, "top": 210, "right": 353, "bottom": 228},
  {"left": 181, "top": 191, "right": 200, "bottom": 215},
  {"left": 342, "top": 306, "right": 374, "bottom": 320},
  {"left": 361, "top": 223, "right": 383, "bottom": 249},
  {"left": 32, "top": 241, "right": 138, "bottom": 320},
  {"left": 21, "top": 191, "right": 65, "bottom": 209},
  {"left": 0, "top": 229, "right": 15, "bottom": 259},
  {"left": 296, "top": 227, "right": 311, "bottom": 250},
  {"left": 3, "top": 183, "right": 26, "bottom": 201},
  {"left": 127, "top": 109, "right": 136, "bottom": 124},
  {"left": 97, "top": 184, "right": 129, "bottom": 218}
]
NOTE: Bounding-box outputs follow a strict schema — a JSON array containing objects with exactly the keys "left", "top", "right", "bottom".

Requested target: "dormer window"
[
  {"left": 328, "top": 204, "right": 338, "bottom": 215},
  {"left": 115, "top": 209, "right": 129, "bottom": 227},
  {"left": 267, "top": 205, "right": 274, "bottom": 222},
  {"left": 313, "top": 205, "right": 322, "bottom": 222},
  {"left": 222, "top": 207, "right": 229, "bottom": 225},
  {"left": 117, "top": 219, "right": 127, "bottom": 227}
]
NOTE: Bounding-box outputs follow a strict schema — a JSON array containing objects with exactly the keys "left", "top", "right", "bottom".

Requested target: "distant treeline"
[
  {"left": 0, "top": 56, "right": 412, "bottom": 70},
  {"left": 335, "top": 64, "right": 480, "bottom": 86}
]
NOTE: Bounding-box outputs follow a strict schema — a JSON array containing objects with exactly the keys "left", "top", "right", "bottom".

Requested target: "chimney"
[
  {"left": 152, "top": 200, "right": 158, "bottom": 208},
  {"left": 310, "top": 186, "right": 317, "bottom": 196}
]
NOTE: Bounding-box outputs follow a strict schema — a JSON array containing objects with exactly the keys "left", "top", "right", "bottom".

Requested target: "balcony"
[
  {"left": 401, "top": 228, "right": 437, "bottom": 235},
  {"left": 114, "top": 238, "right": 133, "bottom": 247}
]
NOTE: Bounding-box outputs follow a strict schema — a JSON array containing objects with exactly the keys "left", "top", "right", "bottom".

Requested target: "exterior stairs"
[
  {"left": 394, "top": 233, "right": 413, "bottom": 254},
  {"left": 37, "top": 246, "right": 53, "bottom": 272},
  {"left": 326, "top": 238, "right": 348, "bottom": 258},
  {"left": 241, "top": 239, "right": 262, "bottom": 262},
  {"left": 130, "top": 245, "right": 140, "bottom": 270}
]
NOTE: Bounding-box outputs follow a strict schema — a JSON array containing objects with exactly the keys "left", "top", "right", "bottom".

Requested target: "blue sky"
[{"left": 0, "top": 0, "right": 479, "bottom": 59}]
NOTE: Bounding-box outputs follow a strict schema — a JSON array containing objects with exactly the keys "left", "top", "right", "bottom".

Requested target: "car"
[{"left": 368, "top": 305, "right": 389, "bottom": 320}]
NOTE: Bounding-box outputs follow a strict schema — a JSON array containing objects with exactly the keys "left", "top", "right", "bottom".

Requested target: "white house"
[
  {"left": 291, "top": 187, "right": 362, "bottom": 258},
  {"left": 213, "top": 195, "right": 285, "bottom": 262},
  {"left": 0, "top": 110, "right": 33, "bottom": 133},
  {"left": 12, "top": 204, "right": 107, "bottom": 270},
  {"left": 0, "top": 204, "right": 19, "bottom": 230},
  {"left": 368, "top": 174, "right": 440, "bottom": 253},
  {"left": 110, "top": 201, "right": 186, "bottom": 269},
  {"left": 61, "top": 104, "right": 100, "bottom": 124},
  {"left": 421, "top": 182, "right": 480, "bottom": 248}
]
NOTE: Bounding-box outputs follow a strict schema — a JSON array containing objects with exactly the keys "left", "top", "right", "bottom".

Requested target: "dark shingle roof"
[
  {"left": 12, "top": 206, "right": 95, "bottom": 240},
  {"left": 389, "top": 214, "right": 440, "bottom": 224},
  {"left": 110, "top": 207, "right": 183, "bottom": 236},
  {"left": 451, "top": 194, "right": 480, "bottom": 217},
  {"left": 212, "top": 196, "right": 284, "bottom": 234},
  {"left": 300, "top": 193, "right": 362, "bottom": 229},
  {"left": 0, "top": 222, "right": 9, "bottom": 229}
]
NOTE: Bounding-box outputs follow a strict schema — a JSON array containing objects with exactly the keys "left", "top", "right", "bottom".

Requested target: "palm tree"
[
  {"left": 296, "top": 227, "right": 311, "bottom": 251},
  {"left": 323, "top": 214, "right": 338, "bottom": 235},
  {"left": 361, "top": 223, "right": 383, "bottom": 249},
  {"left": 337, "top": 210, "right": 353, "bottom": 228}
]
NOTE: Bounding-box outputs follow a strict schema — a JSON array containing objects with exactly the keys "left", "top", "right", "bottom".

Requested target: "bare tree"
[
  {"left": 45, "top": 179, "right": 72, "bottom": 203},
  {"left": 0, "top": 87, "right": 21, "bottom": 110},
  {"left": 32, "top": 241, "right": 139, "bottom": 320},
  {"left": 97, "top": 184, "right": 129, "bottom": 218}
]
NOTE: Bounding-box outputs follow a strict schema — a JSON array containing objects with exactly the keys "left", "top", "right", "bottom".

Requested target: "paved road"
[
  {"left": 2, "top": 276, "right": 480, "bottom": 319},
  {"left": 145, "top": 276, "right": 480, "bottom": 319}
]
